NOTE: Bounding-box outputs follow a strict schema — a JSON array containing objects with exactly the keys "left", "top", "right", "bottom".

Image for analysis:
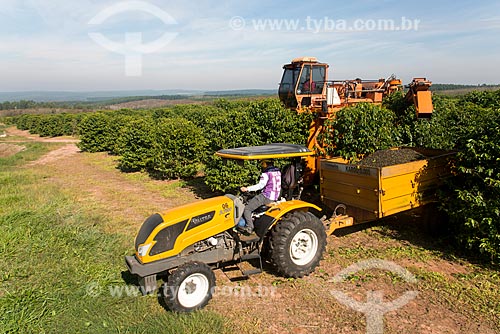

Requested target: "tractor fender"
[{"left": 254, "top": 200, "right": 322, "bottom": 238}]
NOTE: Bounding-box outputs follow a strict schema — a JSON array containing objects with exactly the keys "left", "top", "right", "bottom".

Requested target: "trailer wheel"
[
  {"left": 163, "top": 261, "right": 215, "bottom": 312},
  {"left": 269, "top": 211, "right": 326, "bottom": 278}
]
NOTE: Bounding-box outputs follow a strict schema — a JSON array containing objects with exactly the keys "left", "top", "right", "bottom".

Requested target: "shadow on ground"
[{"left": 332, "top": 204, "right": 499, "bottom": 271}]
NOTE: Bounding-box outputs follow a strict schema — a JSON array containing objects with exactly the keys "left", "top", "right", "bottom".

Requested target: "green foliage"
[
  {"left": 10, "top": 98, "right": 309, "bottom": 190},
  {"left": 320, "top": 103, "right": 400, "bottom": 160},
  {"left": 203, "top": 99, "right": 311, "bottom": 192},
  {"left": 319, "top": 91, "right": 500, "bottom": 261},
  {"left": 148, "top": 118, "right": 207, "bottom": 179},
  {"left": 394, "top": 96, "right": 494, "bottom": 151},
  {"left": 114, "top": 115, "right": 209, "bottom": 179},
  {"left": 8, "top": 113, "right": 81, "bottom": 137},
  {"left": 247, "top": 98, "right": 313, "bottom": 144},
  {"left": 0, "top": 99, "right": 39, "bottom": 110},
  {"left": 388, "top": 90, "right": 500, "bottom": 261},
  {"left": 389, "top": 94, "right": 460, "bottom": 149},
  {"left": 116, "top": 118, "right": 156, "bottom": 172},
  {"left": 460, "top": 89, "right": 500, "bottom": 109},
  {"left": 204, "top": 157, "right": 260, "bottom": 193},
  {"left": 77, "top": 112, "right": 133, "bottom": 154},
  {"left": 441, "top": 109, "right": 500, "bottom": 261},
  {"left": 431, "top": 83, "right": 500, "bottom": 92},
  {"left": 77, "top": 113, "right": 115, "bottom": 153}
]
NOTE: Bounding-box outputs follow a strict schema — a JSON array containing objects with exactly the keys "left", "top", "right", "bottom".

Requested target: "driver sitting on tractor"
[{"left": 239, "top": 159, "right": 282, "bottom": 234}]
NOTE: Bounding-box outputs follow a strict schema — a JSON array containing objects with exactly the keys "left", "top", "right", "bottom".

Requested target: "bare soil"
[
  {"left": 27, "top": 144, "right": 80, "bottom": 166},
  {"left": 8, "top": 127, "right": 500, "bottom": 334},
  {"left": 0, "top": 143, "right": 25, "bottom": 157}
]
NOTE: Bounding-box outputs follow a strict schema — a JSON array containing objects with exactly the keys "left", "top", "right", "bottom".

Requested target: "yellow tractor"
[
  {"left": 126, "top": 144, "right": 327, "bottom": 312},
  {"left": 125, "top": 143, "right": 454, "bottom": 312}
]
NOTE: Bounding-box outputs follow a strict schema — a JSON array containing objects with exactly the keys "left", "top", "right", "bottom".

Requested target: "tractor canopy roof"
[{"left": 215, "top": 143, "right": 313, "bottom": 160}]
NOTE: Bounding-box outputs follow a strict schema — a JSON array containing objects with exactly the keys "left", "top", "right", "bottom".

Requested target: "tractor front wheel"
[
  {"left": 163, "top": 261, "right": 215, "bottom": 312},
  {"left": 269, "top": 211, "right": 326, "bottom": 278}
]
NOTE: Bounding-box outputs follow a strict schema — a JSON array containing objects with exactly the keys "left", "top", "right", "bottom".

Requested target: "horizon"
[
  {"left": 1, "top": 0, "right": 500, "bottom": 91},
  {"left": 0, "top": 82, "right": 498, "bottom": 94}
]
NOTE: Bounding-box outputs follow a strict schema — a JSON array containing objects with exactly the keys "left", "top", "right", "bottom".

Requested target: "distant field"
[
  {"left": 107, "top": 95, "right": 272, "bottom": 110},
  {"left": 0, "top": 94, "right": 274, "bottom": 116},
  {"left": 0, "top": 84, "right": 498, "bottom": 116},
  {"left": 0, "top": 107, "right": 89, "bottom": 117},
  {"left": 108, "top": 98, "right": 208, "bottom": 110},
  {"left": 431, "top": 84, "right": 500, "bottom": 96}
]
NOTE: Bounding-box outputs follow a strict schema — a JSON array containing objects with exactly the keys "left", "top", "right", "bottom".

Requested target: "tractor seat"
[{"left": 254, "top": 205, "right": 270, "bottom": 215}]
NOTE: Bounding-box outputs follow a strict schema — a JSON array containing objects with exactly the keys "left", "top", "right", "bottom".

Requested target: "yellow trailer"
[{"left": 320, "top": 147, "right": 456, "bottom": 235}]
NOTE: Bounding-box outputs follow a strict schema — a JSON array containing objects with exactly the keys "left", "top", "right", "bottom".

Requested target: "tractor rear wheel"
[
  {"left": 163, "top": 261, "right": 215, "bottom": 312},
  {"left": 269, "top": 211, "right": 326, "bottom": 278}
]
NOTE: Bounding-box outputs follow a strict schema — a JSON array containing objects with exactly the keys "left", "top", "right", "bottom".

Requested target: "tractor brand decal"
[
  {"left": 186, "top": 211, "right": 215, "bottom": 231},
  {"left": 219, "top": 202, "right": 232, "bottom": 216}
]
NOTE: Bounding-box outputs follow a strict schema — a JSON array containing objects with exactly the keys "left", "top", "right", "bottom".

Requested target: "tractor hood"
[{"left": 134, "top": 195, "right": 237, "bottom": 264}]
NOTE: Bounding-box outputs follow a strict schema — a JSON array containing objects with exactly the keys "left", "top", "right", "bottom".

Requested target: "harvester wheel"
[
  {"left": 269, "top": 211, "right": 326, "bottom": 278},
  {"left": 163, "top": 261, "right": 215, "bottom": 312}
]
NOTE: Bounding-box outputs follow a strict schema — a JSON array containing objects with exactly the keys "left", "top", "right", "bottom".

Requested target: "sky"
[{"left": 0, "top": 0, "right": 499, "bottom": 92}]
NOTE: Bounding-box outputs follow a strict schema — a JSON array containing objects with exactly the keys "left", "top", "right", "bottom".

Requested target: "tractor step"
[
  {"left": 239, "top": 233, "right": 260, "bottom": 243},
  {"left": 221, "top": 249, "right": 264, "bottom": 281},
  {"left": 241, "top": 253, "right": 261, "bottom": 261},
  {"left": 241, "top": 268, "right": 262, "bottom": 276},
  {"left": 221, "top": 266, "right": 240, "bottom": 273},
  {"left": 238, "top": 249, "right": 263, "bottom": 278}
]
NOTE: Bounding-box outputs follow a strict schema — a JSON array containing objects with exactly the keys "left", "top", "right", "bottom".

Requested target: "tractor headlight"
[{"left": 137, "top": 243, "right": 152, "bottom": 257}]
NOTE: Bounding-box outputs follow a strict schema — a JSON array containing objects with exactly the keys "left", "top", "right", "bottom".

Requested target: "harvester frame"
[{"left": 278, "top": 56, "right": 434, "bottom": 181}]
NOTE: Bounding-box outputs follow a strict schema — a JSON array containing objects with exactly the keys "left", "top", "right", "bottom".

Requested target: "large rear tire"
[
  {"left": 269, "top": 211, "right": 326, "bottom": 278},
  {"left": 163, "top": 261, "right": 215, "bottom": 312}
]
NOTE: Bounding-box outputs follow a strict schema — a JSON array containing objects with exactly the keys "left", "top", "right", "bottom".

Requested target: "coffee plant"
[{"left": 319, "top": 103, "right": 400, "bottom": 160}]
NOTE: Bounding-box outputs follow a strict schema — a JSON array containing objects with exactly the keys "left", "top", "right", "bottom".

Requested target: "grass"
[
  {"left": 330, "top": 223, "right": 500, "bottom": 328},
  {"left": 0, "top": 145, "right": 229, "bottom": 334},
  {"left": 413, "top": 266, "right": 500, "bottom": 324}
]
